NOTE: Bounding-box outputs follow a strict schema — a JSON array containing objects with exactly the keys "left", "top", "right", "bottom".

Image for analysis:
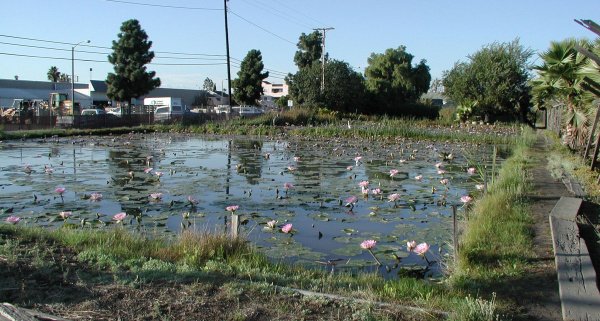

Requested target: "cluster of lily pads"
[{"left": 0, "top": 134, "right": 497, "bottom": 277}]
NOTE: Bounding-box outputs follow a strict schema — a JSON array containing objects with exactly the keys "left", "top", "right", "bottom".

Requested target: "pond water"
[{"left": 0, "top": 133, "right": 502, "bottom": 278}]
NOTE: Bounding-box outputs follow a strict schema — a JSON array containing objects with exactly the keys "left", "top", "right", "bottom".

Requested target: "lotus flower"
[
  {"left": 440, "top": 178, "right": 449, "bottom": 185},
  {"left": 406, "top": 240, "right": 417, "bottom": 251},
  {"left": 346, "top": 165, "right": 353, "bottom": 171},
  {"left": 460, "top": 195, "right": 473, "bottom": 204},
  {"left": 361, "top": 187, "right": 369, "bottom": 196},
  {"left": 413, "top": 242, "right": 430, "bottom": 256},
  {"left": 388, "top": 193, "right": 401, "bottom": 202},
  {"left": 467, "top": 167, "right": 476, "bottom": 175},
  {"left": 284, "top": 182, "right": 294, "bottom": 190},
  {"left": 360, "top": 239, "right": 377, "bottom": 250},
  {"left": 345, "top": 196, "right": 358, "bottom": 210},
  {"left": 149, "top": 193, "right": 163, "bottom": 200},
  {"left": 371, "top": 188, "right": 382, "bottom": 195},
  {"left": 358, "top": 180, "right": 369, "bottom": 188},
  {"left": 59, "top": 211, "right": 72, "bottom": 219},
  {"left": 354, "top": 156, "right": 362, "bottom": 165},
  {"left": 389, "top": 169, "right": 399, "bottom": 178},
  {"left": 293, "top": 156, "right": 300, "bottom": 162},
  {"left": 89, "top": 192, "right": 103, "bottom": 201},
  {"left": 476, "top": 184, "right": 485, "bottom": 191},
  {"left": 226, "top": 205, "right": 239, "bottom": 213},
  {"left": 154, "top": 171, "right": 164, "bottom": 178},
  {"left": 187, "top": 195, "right": 198, "bottom": 205},
  {"left": 55, "top": 187, "right": 66, "bottom": 195},
  {"left": 360, "top": 239, "right": 381, "bottom": 265},
  {"left": 414, "top": 175, "right": 423, "bottom": 181},
  {"left": 281, "top": 223, "right": 293, "bottom": 233},
  {"left": 144, "top": 168, "right": 153, "bottom": 174},
  {"left": 112, "top": 212, "right": 127, "bottom": 223},
  {"left": 5, "top": 216, "right": 21, "bottom": 224}
]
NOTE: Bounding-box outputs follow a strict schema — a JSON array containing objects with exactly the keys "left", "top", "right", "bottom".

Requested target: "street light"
[{"left": 72, "top": 40, "right": 90, "bottom": 115}]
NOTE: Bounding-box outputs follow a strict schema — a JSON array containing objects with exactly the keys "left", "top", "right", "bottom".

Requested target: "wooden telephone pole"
[{"left": 314, "top": 27, "right": 334, "bottom": 92}]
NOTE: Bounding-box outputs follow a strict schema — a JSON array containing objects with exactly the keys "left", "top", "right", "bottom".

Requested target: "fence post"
[{"left": 231, "top": 214, "right": 239, "bottom": 238}]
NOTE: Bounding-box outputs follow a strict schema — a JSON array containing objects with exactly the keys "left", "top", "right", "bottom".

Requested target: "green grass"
[{"left": 451, "top": 127, "right": 536, "bottom": 290}]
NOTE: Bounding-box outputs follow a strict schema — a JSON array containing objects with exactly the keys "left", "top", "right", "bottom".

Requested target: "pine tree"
[
  {"left": 106, "top": 19, "right": 160, "bottom": 115},
  {"left": 232, "top": 50, "right": 269, "bottom": 105}
]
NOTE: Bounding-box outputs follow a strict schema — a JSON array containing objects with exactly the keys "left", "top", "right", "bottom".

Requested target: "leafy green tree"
[
  {"left": 59, "top": 73, "right": 70, "bottom": 83},
  {"left": 287, "top": 59, "right": 365, "bottom": 113},
  {"left": 364, "top": 46, "right": 431, "bottom": 113},
  {"left": 47, "top": 66, "right": 61, "bottom": 82},
  {"left": 106, "top": 19, "right": 161, "bottom": 114},
  {"left": 232, "top": 49, "right": 269, "bottom": 105},
  {"left": 203, "top": 77, "right": 216, "bottom": 91},
  {"left": 275, "top": 95, "right": 290, "bottom": 109},
  {"left": 294, "top": 31, "right": 322, "bottom": 69},
  {"left": 443, "top": 39, "right": 533, "bottom": 121}
]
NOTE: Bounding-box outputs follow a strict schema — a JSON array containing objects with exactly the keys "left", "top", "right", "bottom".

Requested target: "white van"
[{"left": 144, "top": 97, "right": 184, "bottom": 122}]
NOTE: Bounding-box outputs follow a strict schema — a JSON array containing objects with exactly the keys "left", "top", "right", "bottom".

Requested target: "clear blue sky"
[{"left": 1, "top": 0, "right": 599, "bottom": 90}]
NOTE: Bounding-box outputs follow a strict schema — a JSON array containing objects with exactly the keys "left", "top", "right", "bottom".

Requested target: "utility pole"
[
  {"left": 314, "top": 27, "right": 334, "bottom": 92},
  {"left": 224, "top": 0, "right": 233, "bottom": 116}
]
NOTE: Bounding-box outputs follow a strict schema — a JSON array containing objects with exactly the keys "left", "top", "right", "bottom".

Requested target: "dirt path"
[{"left": 516, "top": 134, "right": 572, "bottom": 321}]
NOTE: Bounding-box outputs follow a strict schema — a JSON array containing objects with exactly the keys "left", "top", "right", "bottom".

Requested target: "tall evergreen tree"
[
  {"left": 203, "top": 77, "right": 216, "bottom": 91},
  {"left": 293, "top": 31, "right": 322, "bottom": 69},
  {"left": 47, "top": 66, "right": 61, "bottom": 82},
  {"left": 106, "top": 19, "right": 160, "bottom": 115},
  {"left": 232, "top": 49, "right": 269, "bottom": 105}
]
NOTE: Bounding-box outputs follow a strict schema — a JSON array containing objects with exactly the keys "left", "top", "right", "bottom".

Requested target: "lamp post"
[
  {"left": 72, "top": 40, "right": 90, "bottom": 115},
  {"left": 221, "top": 78, "right": 228, "bottom": 100}
]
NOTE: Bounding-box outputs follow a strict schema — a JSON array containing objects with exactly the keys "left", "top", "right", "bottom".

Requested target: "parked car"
[
  {"left": 154, "top": 105, "right": 190, "bottom": 123},
  {"left": 81, "top": 109, "right": 107, "bottom": 116},
  {"left": 233, "top": 106, "right": 264, "bottom": 118}
]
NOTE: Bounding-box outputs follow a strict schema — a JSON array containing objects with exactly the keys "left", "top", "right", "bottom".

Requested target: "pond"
[{"left": 0, "top": 133, "right": 503, "bottom": 278}]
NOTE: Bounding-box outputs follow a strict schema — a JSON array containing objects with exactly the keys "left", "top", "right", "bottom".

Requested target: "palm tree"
[
  {"left": 532, "top": 39, "right": 593, "bottom": 148},
  {"left": 47, "top": 66, "right": 61, "bottom": 82}
]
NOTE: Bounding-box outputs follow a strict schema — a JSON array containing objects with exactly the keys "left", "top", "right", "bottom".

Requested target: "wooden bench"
[{"left": 549, "top": 197, "right": 600, "bottom": 321}]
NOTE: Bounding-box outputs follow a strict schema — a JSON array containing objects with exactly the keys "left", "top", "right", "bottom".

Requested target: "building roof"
[{"left": 90, "top": 80, "right": 108, "bottom": 92}]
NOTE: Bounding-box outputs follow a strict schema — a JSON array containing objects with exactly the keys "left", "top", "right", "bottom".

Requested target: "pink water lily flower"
[
  {"left": 360, "top": 239, "right": 377, "bottom": 250},
  {"left": 437, "top": 169, "right": 446, "bottom": 175},
  {"left": 281, "top": 223, "right": 293, "bottom": 233},
  {"left": 354, "top": 156, "right": 362, "bottom": 165},
  {"left": 149, "top": 193, "right": 163, "bottom": 200},
  {"left": 89, "top": 192, "right": 103, "bottom": 201},
  {"left": 293, "top": 156, "right": 300, "bottom": 162},
  {"left": 358, "top": 181, "right": 369, "bottom": 188},
  {"left": 59, "top": 211, "right": 72, "bottom": 219},
  {"left": 187, "top": 195, "right": 198, "bottom": 205},
  {"left": 435, "top": 162, "right": 444, "bottom": 169},
  {"left": 371, "top": 188, "right": 382, "bottom": 195},
  {"left": 55, "top": 187, "right": 66, "bottom": 195},
  {"left": 389, "top": 169, "right": 399, "bottom": 178},
  {"left": 154, "top": 171, "right": 164, "bottom": 178},
  {"left": 144, "top": 168, "right": 153, "bottom": 174},
  {"left": 113, "top": 212, "right": 127, "bottom": 223},
  {"left": 407, "top": 240, "right": 417, "bottom": 252},
  {"left": 467, "top": 167, "right": 476, "bottom": 175},
  {"left": 461, "top": 195, "right": 473, "bottom": 204},
  {"left": 226, "top": 205, "right": 239, "bottom": 213},
  {"left": 388, "top": 193, "right": 401, "bottom": 202},
  {"left": 284, "top": 182, "right": 294, "bottom": 190},
  {"left": 346, "top": 165, "right": 354, "bottom": 171},
  {"left": 345, "top": 196, "right": 358, "bottom": 206},
  {"left": 5, "top": 216, "right": 21, "bottom": 224},
  {"left": 440, "top": 178, "right": 449, "bottom": 185},
  {"left": 361, "top": 187, "right": 369, "bottom": 195},
  {"left": 413, "top": 242, "right": 430, "bottom": 256},
  {"left": 414, "top": 175, "right": 423, "bottom": 181}
]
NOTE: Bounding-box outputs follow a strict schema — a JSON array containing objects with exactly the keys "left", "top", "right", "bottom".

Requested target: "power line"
[
  {"left": 0, "top": 34, "right": 226, "bottom": 57},
  {"left": 228, "top": 9, "right": 295, "bottom": 45},
  {"left": 0, "top": 51, "right": 228, "bottom": 66},
  {"left": 240, "top": 0, "right": 314, "bottom": 30},
  {"left": 105, "top": 0, "right": 221, "bottom": 11},
  {"left": 271, "top": 0, "right": 328, "bottom": 27}
]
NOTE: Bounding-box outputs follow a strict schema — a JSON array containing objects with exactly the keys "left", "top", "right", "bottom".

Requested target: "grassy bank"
[{"left": 451, "top": 127, "right": 537, "bottom": 294}]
